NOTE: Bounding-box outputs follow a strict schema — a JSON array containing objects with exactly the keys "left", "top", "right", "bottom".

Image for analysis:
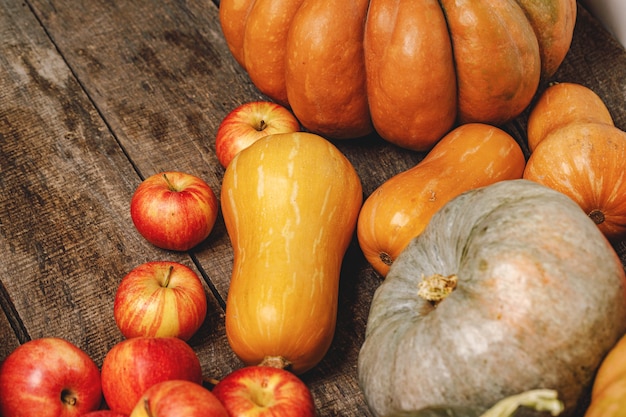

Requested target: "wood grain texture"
[
  {"left": 0, "top": 0, "right": 624, "bottom": 415},
  {"left": 0, "top": 0, "right": 239, "bottom": 380}
]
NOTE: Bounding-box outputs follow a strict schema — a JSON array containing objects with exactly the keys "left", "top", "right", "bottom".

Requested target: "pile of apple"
[
  {"left": 0, "top": 102, "right": 315, "bottom": 417},
  {"left": 0, "top": 334, "right": 314, "bottom": 417}
]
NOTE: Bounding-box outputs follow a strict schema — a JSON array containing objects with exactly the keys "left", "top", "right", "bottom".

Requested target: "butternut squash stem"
[
  {"left": 203, "top": 356, "right": 293, "bottom": 388},
  {"left": 259, "top": 355, "right": 292, "bottom": 370},
  {"left": 417, "top": 274, "right": 458, "bottom": 306},
  {"left": 480, "top": 389, "right": 563, "bottom": 417}
]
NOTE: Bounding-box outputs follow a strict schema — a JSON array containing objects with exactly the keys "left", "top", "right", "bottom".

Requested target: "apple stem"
[
  {"left": 61, "top": 389, "right": 77, "bottom": 406},
  {"left": 162, "top": 173, "right": 177, "bottom": 192},
  {"left": 161, "top": 265, "right": 174, "bottom": 288},
  {"left": 204, "top": 377, "right": 221, "bottom": 387},
  {"left": 144, "top": 398, "right": 154, "bottom": 417},
  {"left": 257, "top": 119, "right": 267, "bottom": 131}
]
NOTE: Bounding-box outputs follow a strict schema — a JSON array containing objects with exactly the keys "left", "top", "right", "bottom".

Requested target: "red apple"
[
  {"left": 130, "top": 171, "right": 218, "bottom": 251},
  {"left": 82, "top": 411, "right": 128, "bottom": 417},
  {"left": 215, "top": 101, "right": 300, "bottom": 168},
  {"left": 114, "top": 261, "right": 207, "bottom": 340},
  {"left": 101, "top": 337, "right": 203, "bottom": 415},
  {"left": 129, "top": 380, "right": 228, "bottom": 417},
  {"left": 0, "top": 337, "right": 102, "bottom": 417},
  {"left": 212, "top": 366, "right": 316, "bottom": 417}
]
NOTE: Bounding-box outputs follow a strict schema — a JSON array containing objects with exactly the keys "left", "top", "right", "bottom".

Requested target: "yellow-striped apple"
[
  {"left": 0, "top": 337, "right": 102, "bottom": 417},
  {"left": 212, "top": 366, "right": 316, "bottom": 417},
  {"left": 215, "top": 101, "right": 300, "bottom": 168},
  {"left": 101, "top": 337, "right": 202, "bottom": 415},
  {"left": 114, "top": 261, "right": 207, "bottom": 340},
  {"left": 130, "top": 171, "right": 218, "bottom": 251},
  {"left": 129, "top": 380, "right": 228, "bottom": 417}
]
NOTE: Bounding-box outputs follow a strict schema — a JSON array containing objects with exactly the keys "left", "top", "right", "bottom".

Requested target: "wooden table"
[{"left": 1, "top": 1, "right": 625, "bottom": 415}]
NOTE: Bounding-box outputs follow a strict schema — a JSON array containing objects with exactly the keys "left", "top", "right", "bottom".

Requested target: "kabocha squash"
[
  {"left": 220, "top": 132, "right": 363, "bottom": 374},
  {"left": 384, "top": 390, "right": 564, "bottom": 417},
  {"left": 219, "top": 0, "right": 576, "bottom": 150},
  {"left": 357, "top": 123, "right": 525, "bottom": 277},
  {"left": 523, "top": 83, "right": 626, "bottom": 242},
  {"left": 526, "top": 82, "right": 614, "bottom": 151},
  {"left": 358, "top": 180, "right": 626, "bottom": 417}
]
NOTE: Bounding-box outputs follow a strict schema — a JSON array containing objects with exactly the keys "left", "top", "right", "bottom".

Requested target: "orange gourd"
[
  {"left": 523, "top": 83, "right": 626, "bottom": 242},
  {"left": 527, "top": 82, "right": 614, "bottom": 151},
  {"left": 524, "top": 122, "right": 626, "bottom": 242},
  {"left": 219, "top": 0, "right": 576, "bottom": 151},
  {"left": 357, "top": 123, "right": 526, "bottom": 277},
  {"left": 220, "top": 132, "right": 363, "bottom": 374},
  {"left": 584, "top": 333, "right": 626, "bottom": 417}
]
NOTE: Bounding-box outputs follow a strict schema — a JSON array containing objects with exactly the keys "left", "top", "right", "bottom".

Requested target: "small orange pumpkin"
[
  {"left": 524, "top": 123, "right": 626, "bottom": 242},
  {"left": 357, "top": 123, "right": 525, "bottom": 277}
]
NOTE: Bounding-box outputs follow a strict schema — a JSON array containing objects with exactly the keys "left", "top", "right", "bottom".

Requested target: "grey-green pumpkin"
[{"left": 358, "top": 179, "right": 626, "bottom": 417}]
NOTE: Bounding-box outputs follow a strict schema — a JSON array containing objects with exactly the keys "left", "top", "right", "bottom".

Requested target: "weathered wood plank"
[
  {"left": 0, "top": 0, "right": 239, "bottom": 383},
  {"left": 0, "top": 295, "right": 20, "bottom": 363},
  {"left": 25, "top": 0, "right": 424, "bottom": 300},
  {"left": 0, "top": 0, "right": 625, "bottom": 416}
]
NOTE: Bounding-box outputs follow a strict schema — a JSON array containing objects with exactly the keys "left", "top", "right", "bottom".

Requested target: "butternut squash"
[
  {"left": 357, "top": 123, "right": 525, "bottom": 277},
  {"left": 220, "top": 132, "right": 363, "bottom": 374}
]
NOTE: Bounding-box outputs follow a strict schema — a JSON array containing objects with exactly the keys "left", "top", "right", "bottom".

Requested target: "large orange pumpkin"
[{"left": 219, "top": 0, "right": 576, "bottom": 151}]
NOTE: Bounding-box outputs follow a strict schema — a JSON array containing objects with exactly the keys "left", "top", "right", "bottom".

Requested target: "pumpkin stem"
[
  {"left": 259, "top": 355, "right": 292, "bottom": 370},
  {"left": 378, "top": 252, "right": 393, "bottom": 266},
  {"left": 588, "top": 209, "right": 605, "bottom": 225},
  {"left": 417, "top": 273, "right": 457, "bottom": 306},
  {"left": 479, "top": 389, "right": 563, "bottom": 417},
  {"left": 379, "top": 252, "right": 394, "bottom": 267}
]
